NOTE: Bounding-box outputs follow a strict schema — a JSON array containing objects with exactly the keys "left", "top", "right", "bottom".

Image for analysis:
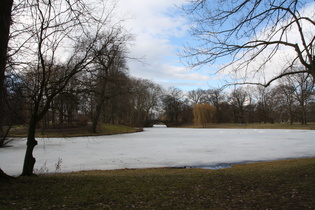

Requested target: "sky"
[
  {"left": 116, "top": 0, "right": 217, "bottom": 91},
  {"left": 114, "top": 0, "right": 314, "bottom": 92}
]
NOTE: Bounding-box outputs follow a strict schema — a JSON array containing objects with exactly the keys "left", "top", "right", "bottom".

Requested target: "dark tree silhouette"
[
  {"left": 0, "top": 0, "right": 13, "bottom": 147},
  {"left": 0, "top": 0, "right": 13, "bottom": 179}
]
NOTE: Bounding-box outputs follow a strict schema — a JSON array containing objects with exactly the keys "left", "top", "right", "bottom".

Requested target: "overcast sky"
[{"left": 116, "top": 0, "right": 314, "bottom": 91}]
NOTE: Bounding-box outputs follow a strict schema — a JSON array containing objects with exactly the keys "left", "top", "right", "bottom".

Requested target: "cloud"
[
  {"left": 118, "top": 0, "right": 188, "bottom": 37},
  {"left": 116, "top": 0, "right": 213, "bottom": 91}
]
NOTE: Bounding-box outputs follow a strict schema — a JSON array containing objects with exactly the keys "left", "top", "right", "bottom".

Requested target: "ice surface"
[{"left": 0, "top": 128, "right": 314, "bottom": 176}]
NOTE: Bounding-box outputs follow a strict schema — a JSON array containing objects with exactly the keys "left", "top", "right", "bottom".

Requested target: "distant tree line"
[
  {"left": 166, "top": 72, "right": 315, "bottom": 126},
  {"left": 4, "top": 67, "right": 315, "bottom": 132}
]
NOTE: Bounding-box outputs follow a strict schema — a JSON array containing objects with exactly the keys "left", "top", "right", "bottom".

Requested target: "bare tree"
[
  {"left": 102, "top": 73, "right": 131, "bottom": 125},
  {"left": 129, "top": 78, "right": 162, "bottom": 126},
  {"left": 204, "top": 88, "right": 225, "bottom": 123},
  {"left": 84, "top": 28, "right": 131, "bottom": 133},
  {"left": 287, "top": 72, "right": 314, "bottom": 124},
  {"left": 142, "top": 80, "right": 163, "bottom": 122},
  {"left": 9, "top": 0, "right": 117, "bottom": 176},
  {"left": 229, "top": 87, "right": 248, "bottom": 124},
  {"left": 254, "top": 86, "right": 276, "bottom": 123},
  {"left": 162, "top": 87, "right": 184, "bottom": 124},
  {"left": 183, "top": 0, "right": 315, "bottom": 85},
  {"left": 0, "top": 0, "right": 14, "bottom": 179},
  {"left": 272, "top": 84, "right": 296, "bottom": 124},
  {"left": 187, "top": 88, "right": 206, "bottom": 105},
  {"left": 0, "top": 0, "right": 13, "bottom": 147}
]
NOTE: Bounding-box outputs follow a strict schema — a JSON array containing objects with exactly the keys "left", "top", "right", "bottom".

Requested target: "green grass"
[{"left": 1, "top": 158, "right": 314, "bottom": 209}]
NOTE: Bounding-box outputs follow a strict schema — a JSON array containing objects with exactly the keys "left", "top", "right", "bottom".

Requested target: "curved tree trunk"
[{"left": 21, "top": 118, "right": 38, "bottom": 176}]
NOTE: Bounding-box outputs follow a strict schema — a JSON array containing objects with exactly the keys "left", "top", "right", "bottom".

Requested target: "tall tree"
[
  {"left": 193, "top": 103, "right": 215, "bottom": 127},
  {"left": 130, "top": 78, "right": 162, "bottom": 126},
  {"left": 86, "top": 29, "right": 131, "bottom": 133},
  {"left": 0, "top": 0, "right": 13, "bottom": 147},
  {"left": 162, "top": 87, "right": 184, "bottom": 124},
  {"left": 230, "top": 87, "right": 248, "bottom": 124},
  {"left": 0, "top": 0, "right": 13, "bottom": 178},
  {"left": 254, "top": 86, "right": 274, "bottom": 123},
  {"left": 272, "top": 84, "right": 296, "bottom": 124},
  {"left": 10, "top": 0, "right": 116, "bottom": 176},
  {"left": 204, "top": 88, "right": 225, "bottom": 123},
  {"left": 289, "top": 72, "right": 314, "bottom": 124},
  {"left": 187, "top": 88, "right": 206, "bottom": 105},
  {"left": 183, "top": 0, "right": 315, "bottom": 85},
  {"left": 142, "top": 80, "right": 163, "bottom": 122}
]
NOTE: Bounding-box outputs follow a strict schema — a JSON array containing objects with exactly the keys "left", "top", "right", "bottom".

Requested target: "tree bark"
[
  {"left": 91, "top": 77, "right": 107, "bottom": 133},
  {"left": 21, "top": 117, "right": 38, "bottom": 176},
  {"left": 91, "top": 98, "right": 105, "bottom": 133},
  {"left": 0, "top": 0, "right": 13, "bottom": 145}
]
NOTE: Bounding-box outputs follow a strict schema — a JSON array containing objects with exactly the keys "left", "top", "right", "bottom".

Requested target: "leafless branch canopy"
[{"left": 182, "top": 0, "right": 315, "bottom": 86}]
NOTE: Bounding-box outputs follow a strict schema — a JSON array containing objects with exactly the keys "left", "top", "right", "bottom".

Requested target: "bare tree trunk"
[
  {"left": 0, "top": 0, "right": 13, "bottom": 146},
  {"left": 91, "top": 74, "right": 108, "bottom": 133},
  {"left": 21, "top": 116, "right": 38, "bottom": 176},
  {"left": 91, "top": 85, "right": 109, "bottom": 133},
  {"left": 301, "top": 105, "right": 307, "bottom": 125},
  {"left": 288, "top": 107, "right": 293, "bottom": 125},
  {"left": 91, "top": 102, "right": 103, "bottom": 133}
]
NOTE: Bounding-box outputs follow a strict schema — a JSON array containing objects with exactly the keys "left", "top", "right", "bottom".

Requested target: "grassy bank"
[
  {"left": 8, "top": 123, "right": 314, "bottom": 138},
  {"left": 183, "top": 122, "right": 315, "bottom": 130},
  {"left": 1, "top": 158, "right": 314, "bottom": 209},
  {"left": 8, "top": 123, "right": 142, "bottom": 138}
]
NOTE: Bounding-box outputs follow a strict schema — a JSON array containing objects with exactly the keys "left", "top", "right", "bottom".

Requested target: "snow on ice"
[{"left": 0, "top": 128, "right": 314, "bottom": 176}]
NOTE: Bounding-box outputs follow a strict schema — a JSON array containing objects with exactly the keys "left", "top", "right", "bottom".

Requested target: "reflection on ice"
[
  {"left": 193, "top": 164, "right": 232, "bottom": 170},
  {"left": 153, "top": 124, "right": 167, "bottom": 128}
]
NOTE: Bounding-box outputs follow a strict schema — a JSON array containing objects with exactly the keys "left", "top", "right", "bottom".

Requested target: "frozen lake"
[{"left": 0, "top": 128, "right": 315, "bottom": 176}]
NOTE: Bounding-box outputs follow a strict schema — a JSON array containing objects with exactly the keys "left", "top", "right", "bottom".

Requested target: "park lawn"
[{"left": 1, "top": 158, "right": 314, "bottom": 209}]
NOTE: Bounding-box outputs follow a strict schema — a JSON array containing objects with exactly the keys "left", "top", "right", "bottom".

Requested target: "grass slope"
[
  {"left": 9, "top": 124, "right": 142, "bottom": 138},
  {"left": 1, "top": 158, "right": 314, "bottom": 209}
]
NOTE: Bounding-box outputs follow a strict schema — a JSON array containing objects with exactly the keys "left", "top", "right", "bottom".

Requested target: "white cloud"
[
  {"left": 116, "top": 0, "right": 213, "bottom": 91},
  {"left": 118, "top": 0, "right": 188, "bottom": 37}
]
